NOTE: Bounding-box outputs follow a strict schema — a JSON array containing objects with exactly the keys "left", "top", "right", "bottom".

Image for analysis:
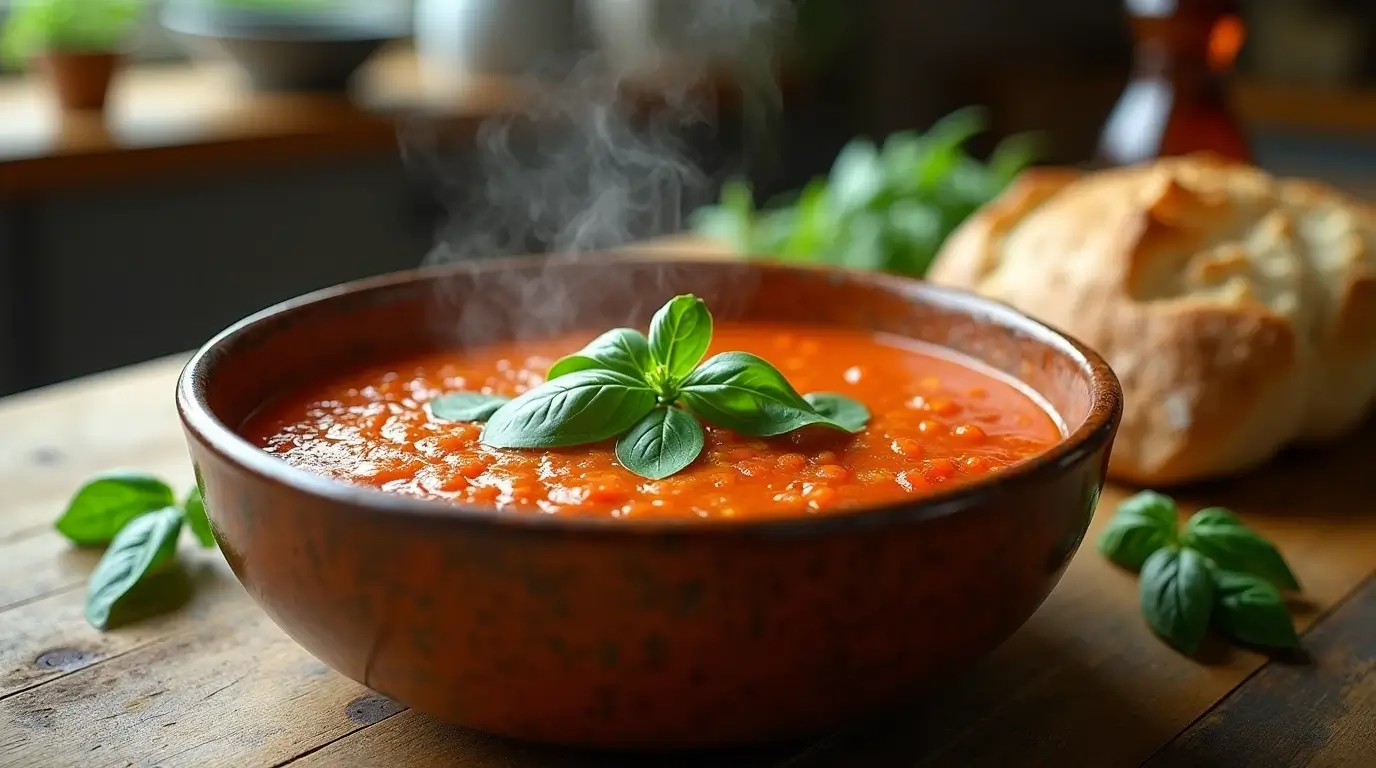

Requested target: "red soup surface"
[{"left": 244, "top": 323, "right": 1063, "bottom": 521}]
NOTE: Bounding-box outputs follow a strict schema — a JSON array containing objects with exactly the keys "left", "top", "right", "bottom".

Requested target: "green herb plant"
[
  {"left": 429, "top": 294, "right": 870, "bottom": 480},
  {"left": 54, "top": 471, "right": 217, "bottom": 630},
  {"left": 691, "top": 107, "right": 1038, "bottom": 278},
  {"left": 0, "top": 0, "right": 143, "bottom": 67},
  {"left": 1099, "top": 491, "right": 1302, "bottom": 655}
]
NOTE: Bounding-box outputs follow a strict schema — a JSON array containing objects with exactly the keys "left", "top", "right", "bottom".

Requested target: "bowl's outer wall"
[{"left": 179, "top": 256, "right": 1120, "bottom": 747}]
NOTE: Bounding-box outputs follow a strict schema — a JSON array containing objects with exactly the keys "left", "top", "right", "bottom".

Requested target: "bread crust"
[{"left": 929, "top": 154, "right": 1376, "bottom": 485}]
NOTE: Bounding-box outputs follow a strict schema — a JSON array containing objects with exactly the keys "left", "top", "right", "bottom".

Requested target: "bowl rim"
[{"left": 177, "top": 253, "right": 1122, "bottom": 537}]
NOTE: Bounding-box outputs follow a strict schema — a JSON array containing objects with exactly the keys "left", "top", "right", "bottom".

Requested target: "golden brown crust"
[{"left": 929, "top": 153, "right": 1376, "bottom": 485}]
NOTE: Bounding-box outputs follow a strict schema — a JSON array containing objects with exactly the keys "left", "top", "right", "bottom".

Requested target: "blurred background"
[{"left": 1, "top": 0, "right": 1374, "bottom": 397}]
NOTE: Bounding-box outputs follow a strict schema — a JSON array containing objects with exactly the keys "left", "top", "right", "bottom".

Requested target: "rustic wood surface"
[{"left": 0, "top": 351, "right": 1373, "bottom": 767}]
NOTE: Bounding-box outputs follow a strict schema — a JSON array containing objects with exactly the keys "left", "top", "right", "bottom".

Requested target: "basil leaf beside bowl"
[
  {"left": 1184, "top": 507, "right": 1300, "bottom": 591},
  {"left": 679, "top": 352, "right": 846, "bottom": 437},
  {"left": 55, "top": 471, "right": 177, "bottom": 546},
  {"left": 430, "top": 392, "right": 512, "bottom": 423},
  {"left": 1211, "top": 569, "right": 1300, "bottom": 650},
  {"left": 481, "top": 369, "right": 658, "bottom": 449},
  {"left": 547, "top": 328, "right": 653, "bottom": 382},
  {"left": 616, "top": 406, "right": 706, "bottom": 481},
  {"left": 1139, "top": 547, "right": 1214, "bottom": 655},
  {"left": 181, "top": 486, "right": 216, "bottom": 549},
  {"left": 1115, "top": 491, "right": 1180, "bottom": 535},
  {"left": 648, "top": 295, "right": 713, "bottom": 384},
  {"left": 85, "top": 507, "right": 184, "bottom": 630},
  {"left": 1098, "top": 494, "right": 1180, "bottom": 573}
]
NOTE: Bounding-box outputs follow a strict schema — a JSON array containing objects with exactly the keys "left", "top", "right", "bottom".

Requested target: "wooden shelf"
[
  {"left": 3, "top": 43, "right": 1375, "bottom": 199},
  {"left": 0, "top": 44, "right": 532, "bottom": 198},
  {"left": 1230, "top": 78, "right": 1376, "bottom": 136}
]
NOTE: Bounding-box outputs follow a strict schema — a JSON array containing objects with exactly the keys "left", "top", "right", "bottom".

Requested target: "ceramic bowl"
[
  {"left": 160, "top": 4, "right": 409, "bottom": 92},
  {"left": 176, "top": 254, "right": 1121, "bottom": 748}
]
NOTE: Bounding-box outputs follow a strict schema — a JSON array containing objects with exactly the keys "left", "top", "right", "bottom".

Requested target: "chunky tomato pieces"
[{"left": 244, "top": 324, "right": 1062, "bottom": 520}]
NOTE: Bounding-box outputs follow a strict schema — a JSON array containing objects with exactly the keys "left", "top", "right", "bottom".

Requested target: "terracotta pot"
[
  {"left": 38, "top": 52, "right": 120, "bottom": 112},
  {"left": 177, "top": 254, "right": 1122, "bottom": 748}
]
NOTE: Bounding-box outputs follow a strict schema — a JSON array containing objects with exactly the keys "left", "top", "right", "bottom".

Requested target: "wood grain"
[
  {"left": 0, "top": 331, "right": 1373, "bottom": 766},
  {"left": 0, "top": 571, "right": 379, "bottom": 768},
  {"left": 1144, "top": 575, "right": 1376, "bottom": 768},
  {"left": 0, "top": 357, "right": 195, "bottom": 615}
]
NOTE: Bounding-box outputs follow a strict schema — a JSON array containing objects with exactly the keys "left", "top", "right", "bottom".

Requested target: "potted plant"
[{"left": 0, "top": 0, "right": 144, "bottom": 112}]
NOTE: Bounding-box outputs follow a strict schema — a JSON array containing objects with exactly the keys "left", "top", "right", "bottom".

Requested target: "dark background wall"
[{"left": 1, "top": 0, "right": 1374, "bottom": 396}]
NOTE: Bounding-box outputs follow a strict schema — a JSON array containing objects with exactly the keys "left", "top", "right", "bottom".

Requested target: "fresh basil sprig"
[
  {"left": 691, "top": 107, "right": 1039, "bottom": 277},
  {"left": 430, "top": 294, "right": 871, "bottom": 480},
  {"left": 1099, "top": 491, "right": 1302, "bottom": 655},
  {"left": 55, "top": 472, "right": 219, "bottom": 630}
]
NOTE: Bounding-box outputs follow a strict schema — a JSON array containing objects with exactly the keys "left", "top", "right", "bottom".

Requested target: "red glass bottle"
[{"left": 1097, "top": 0, "right": 1251, "bottom": 167}]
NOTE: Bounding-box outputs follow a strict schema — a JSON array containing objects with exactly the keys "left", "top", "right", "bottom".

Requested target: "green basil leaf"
[
  {"left": 55, "top": 471, "right": 177, "bottom": 546},
  {"left": 1140, "top": 547, "right": 1214, "bottom": 655},
  {"left": 481, "top": 369, "right": 657, "bottom": 449},
  {"left": 691, "top": 178, "right": 755, "bottom": 250},
  {"left": 803, "top": 392, "right": 870, "bottom": 433},
  {"left": 615, "top": 407, "right": 706, "bottom": 480},
  {"left": 1211, "top": 569, "right": 1300, "bottom": 650},
  {"left": 430, "top": 392, "right": 513, "bottom": 423},
  {"left": 1115, "top": 491, "right": 1179, "bottom": 537},
  {"left": 1184, "top": 507, "right": 1300, "bottom": 591},
  {"left": 85, "top": 507, "right": 183, "bottom": 630},
  {"left": 679, "top": 352, "right": 846, "bottom": 437},
  {"left": 182, "top": 487, "right": 216, "bottom": 549},
  {"left": 827, "top": 138, "right": 883, "bottom": 213},
  {"left": 648, "top": 295, "right": 713, "bottom": 383},
  {"left": 547, "top": 328, "right": 652, "bottom": 381},
  {"left": 1098, "top": 498, "right": 1178, "bottom": 573}
]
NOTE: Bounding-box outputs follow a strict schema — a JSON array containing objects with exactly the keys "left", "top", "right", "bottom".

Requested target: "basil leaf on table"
[
  {"left": 85, "top": 507, "right": 184, "bottom": 630},
  {"left": 616, "top": 407, "right": 706, "bottom": 481},
  {"left": 648, "top": 295, "right": 713, "bottom": 383},
  {"left": 1116, "top": 491, "right": 1180, "bottom": 534},
  {"left": 481, "top": 369, "right": 658, "bottom": 449},
  {"left": 430, "top": 392, "right": 512, "bottom": 423},
  {"left": 803, "top": 392, "right": 870, "bottom": 433},
  {"left": 55, "top": 471, "right": 177, "bottom": 546},
  {"left": 679, "top": 352, "right": 847, "bottom": 437},
  {"left": 1098, "top": 491, "right": 1180, "bottom": 573},
  {"left": 181, "top": 486, "right": 216, "bottom": 549},
  {"left": 547, "top": 328, "right": 653, "bottom": 382},
  {"left": 1184, "top": 507, "right": 1300, "bottom": 591},
  {"left": 1211, "top": 569, "right": 1300, "bottom": 650},
  {"left": 1139, "top": 547, "right": 1214, "bottom": 655}
]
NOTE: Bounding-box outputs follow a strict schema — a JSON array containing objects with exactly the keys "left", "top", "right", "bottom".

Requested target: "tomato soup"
[{"left": 243, "top": 324, "right": 1062, "bottom": 520}]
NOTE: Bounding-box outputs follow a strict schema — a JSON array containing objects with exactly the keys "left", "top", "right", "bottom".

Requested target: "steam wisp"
[{"left": 404, "top": 0, "right": 792, "bottom": 344}]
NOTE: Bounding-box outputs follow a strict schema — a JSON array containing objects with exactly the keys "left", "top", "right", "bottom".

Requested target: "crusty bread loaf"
[{"left": 928, "top": 154, "right": 1376, "bottom": 486}]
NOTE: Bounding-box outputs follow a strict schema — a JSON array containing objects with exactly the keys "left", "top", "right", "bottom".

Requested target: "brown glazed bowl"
[{"left": 176, "top": 254, "right": 1121, "bottom": 749}]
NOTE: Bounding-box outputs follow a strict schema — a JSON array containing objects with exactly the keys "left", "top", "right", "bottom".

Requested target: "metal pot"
[
  {"left": 414, "top": 0, "right": 585, "bottom": 80},
  {"left": 584, "top": 0, "right": 789, "bottom": 78}
]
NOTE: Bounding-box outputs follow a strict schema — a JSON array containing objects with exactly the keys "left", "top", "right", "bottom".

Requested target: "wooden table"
[{"left": 1, "top": 352, "right": 1373, "bottom": 767}]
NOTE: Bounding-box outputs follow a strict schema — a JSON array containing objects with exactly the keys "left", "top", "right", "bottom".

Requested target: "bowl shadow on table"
[{"left": 357, "top": 629, "right": 1155, "bottom": 768}]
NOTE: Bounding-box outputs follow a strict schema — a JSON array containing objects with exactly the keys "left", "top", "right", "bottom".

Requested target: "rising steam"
[{"left": 401, "top": 0, "right": 792, "bottom": 343}]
